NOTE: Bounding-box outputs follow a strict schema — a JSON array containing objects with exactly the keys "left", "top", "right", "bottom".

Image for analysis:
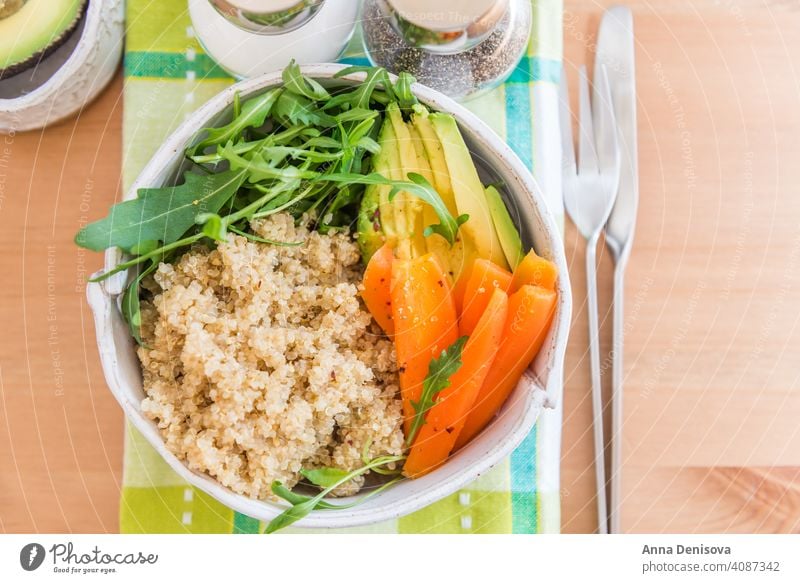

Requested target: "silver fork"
[{"left": 559, "top": 65, "right": 621, "bottom": 534}]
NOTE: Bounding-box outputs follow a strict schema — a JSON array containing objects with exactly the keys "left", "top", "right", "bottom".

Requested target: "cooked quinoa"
[{"left": 137, "top": 213, "right": 404, "bottom": 499}]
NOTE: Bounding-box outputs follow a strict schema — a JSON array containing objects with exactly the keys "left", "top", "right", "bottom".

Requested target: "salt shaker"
[
  {"left": 188, "top": 0, "right": 359, "bottom": 79},
  {"left": 361, "top": 0, "right": 532, "bottom": 100}
]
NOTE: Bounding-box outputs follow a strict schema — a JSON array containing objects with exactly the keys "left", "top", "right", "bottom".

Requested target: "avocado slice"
[
  {"left": 386, "top": 103, "right": 427, "bottom": 258},
  {"left": 406, "top": 122, "right": 437, "bottom": 243},
  {"left": 429, "top": 112, "right": 510, "bottom": 271},
  {"left": 379, "top": 116, "right": 414, "bottom": 258},
  {"left": 357, "top": 118, "right": 394, "bottom": 262},
  {"left": 411, "top": 105, "right": 458, "bottom": 215},
  {"left": 485, "top": 185, "right": 525, "bottom": 269},
  {"left": 406, "top": 118, "right": 472, "bottom": 282},
  {"left": 0, "top": 0, "right": 87, "bottom": 80},
  {"left": 356, "top": 175, "right": 385, "bottom": 263}
]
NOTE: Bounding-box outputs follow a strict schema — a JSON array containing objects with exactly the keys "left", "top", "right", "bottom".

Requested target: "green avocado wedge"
[
  {"left": 356, "top": 175, "right": 385, "bottom": 263},
  {"left": 0, "top": 0, "right": 87, "bottom": 80},
  {"left": 429, "top": 112, "right": 510, "bottom": 271},
  {"left": 485, "top": 185, "right": 524, "bottom": 270},
  {"left": 357, "top": 116, "right": 393, "bottom": 263}
]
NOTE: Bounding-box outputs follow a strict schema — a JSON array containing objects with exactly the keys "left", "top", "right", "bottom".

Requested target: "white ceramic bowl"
[
  {"left": 0, "top": 0, "right": 124, "bottom": 133},
  {"left": 86, "top": 64, "right": 572, "bottom": 529}
]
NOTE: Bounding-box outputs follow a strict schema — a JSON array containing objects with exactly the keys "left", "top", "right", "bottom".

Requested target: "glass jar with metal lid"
[
  {"left": 361, "top": 0, "right": 532, "bottom": 100},
  {"left": 188, "top": 0, "right": 358, "bottom": 78}
]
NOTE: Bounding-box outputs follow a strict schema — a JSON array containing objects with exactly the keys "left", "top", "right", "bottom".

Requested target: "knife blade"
[
  {"left": 597, "top": 6, "right": 638, "bottom": 259},
  {"left": 594, "top": 5, "right": 638, "bottom": 534}
]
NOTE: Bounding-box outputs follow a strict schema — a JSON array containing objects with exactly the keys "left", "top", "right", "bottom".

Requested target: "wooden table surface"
[{"left": 2, "top": 1, "right": 800, "bottom": 533}]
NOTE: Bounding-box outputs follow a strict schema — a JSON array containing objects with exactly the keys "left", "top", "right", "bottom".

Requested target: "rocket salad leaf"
[
  {"left": 299, "top": 467, "right": 351, "bottom": 489},
  {"left": 265, "top": 454, "right": 406, "bottom": 534},
  {"left": 74, "top": 169, "right": 247, "bottom": 253},
  {"left": 405, "top": 336, "right": 469, "bottom": 447},
  {"left": 188, "top": 88, "right": 283, "bottom": 156},
  {"left": 120, "top": 261, "right": 158, "bottom": 346}
]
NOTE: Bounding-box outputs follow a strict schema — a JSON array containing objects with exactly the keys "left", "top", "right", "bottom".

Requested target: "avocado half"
[{"left": 0, "top": 0, "right": 88, "bottom": 80}]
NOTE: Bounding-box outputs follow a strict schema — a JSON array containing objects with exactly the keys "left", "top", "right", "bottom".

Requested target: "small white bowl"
[
  {"left": 0, "top": 0, "right": 124, "bottom": 133},
  {"left": 86, "top": 64, "right": 572, "bottom": 529}
]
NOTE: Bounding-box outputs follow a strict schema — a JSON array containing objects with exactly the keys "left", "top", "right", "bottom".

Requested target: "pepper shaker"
[
  {"left": 361, "top": 0, "right": 532, "bottom": 100},
  {"left": 189, "top": 0, "right": 359, "bottom": 79}
]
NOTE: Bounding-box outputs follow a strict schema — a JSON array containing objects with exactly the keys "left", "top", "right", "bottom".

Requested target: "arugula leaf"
[
  {"left": 406, "top": 336, "right": 469, "bottom": 447},
  {"left": 303, "top": 135, "right": 341, "bottom": 149},
  {"left": 282, "top": 59, "right": 330, "bottom": 101},
  {"left": 75, "top": 169, "right": 247, "bottom": 253},
  {"left": 273, "top": 92, "right": 335, "bottom": 127},
  {"left": 355, "top": 136, "right": 380, "bottom": 154},
  {"left": 333, "top": 64, "right": 379, "bottom": 79},
  {"left": 270, "top": 482, "right": 338, "bottom": 509},
  {"left": 189, "top": 88, "right": 282, "bottom": 155},
  {"left": 190, "top": 125, "right": 325, "bottom": 165},
  {"left": 330, "top": 66, "right": 394, "bottom": 110},
  {"left": 218, "top": 145, "right": 318, "bottom": 184},
  {"left": 319, "top": 172, "right": 468, "bottom": 246},
  {"left": 129, "top": 239, "right": 159, "bottom": 255},
  {"left": 89, "top": 232, "right": 205, "bottom": 283},
  {"left": 267, "top": 471, "right": 405, "bottom": 533},
  {"left": 300, "top": 467, "right": 351, "bottom": 489},
  {"left": 264, "top": 454, "right": 405, "bottom": 534},
  {"left": 264, "top": 498, "right": 318, "bottom": 534},
  {"left": 244, "top": 145, "right": 342, "bottom": 167},
  {"left": 393, "top": 72, "right": 419, "bottom": 111},
  {"left": 334, "top": 108, "right": 379, "bottom": 124},
  {"left": 196, "top": 212, "right": 228, "bottom": 242},
  {"left": 121, "top": 261, "right": 158, "bottom": 346},
  {"left": 232, "top": 91, "right": 241, "bottom": 118}
]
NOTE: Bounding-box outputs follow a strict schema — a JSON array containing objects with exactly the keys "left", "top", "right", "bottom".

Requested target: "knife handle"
[{"left": 609, "top": 261, "right": 626, "bottom": 533}]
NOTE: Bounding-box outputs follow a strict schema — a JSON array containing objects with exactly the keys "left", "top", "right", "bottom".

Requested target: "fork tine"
[
  {"left": 577, "top": 65, "right": 599, "bottom": 175},
  {"left": 592, "top": 64, "right": 621, "bottom": 177},
  {"left": 558, "top": 67, "right": 576, "bottom": 177}
]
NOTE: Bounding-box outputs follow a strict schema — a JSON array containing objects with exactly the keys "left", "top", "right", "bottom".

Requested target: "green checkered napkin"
[{"left": 119, "top": 0, "right": 564, "bottom": 534}]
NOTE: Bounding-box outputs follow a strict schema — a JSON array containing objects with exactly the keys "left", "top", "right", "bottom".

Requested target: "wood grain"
[
  {"left": 2, "top": 2, "right": 800, "bottom": 533},
  {"left": 0, "top": 75, "right": 124, "bottom": 533},
  {"left": 561, "top": 0, "right": 800, "bottom": 533}
]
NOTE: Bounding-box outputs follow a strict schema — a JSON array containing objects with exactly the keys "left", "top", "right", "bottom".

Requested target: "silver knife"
[{"left": 594, "top": 5, "right": 638, "bottom": 534}]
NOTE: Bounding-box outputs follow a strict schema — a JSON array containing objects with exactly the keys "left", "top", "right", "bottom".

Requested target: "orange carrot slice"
[
  {"left": 455, "top": 284, "right": 557, "bottom": 449},
  {"left": 509, "top": 249, "right": 558, "bottom": 293},
  {"left": 451, "top": 262, "right": 472, "bottom": 315},
  {"left": 361, "top": 243, "right": 395, "bottom": 335},
  {"left": 391, "top": 253, "right": 459, "bottom": 434},
  {"left": 404, "top": 288, "right": 508, "bottom": 478},
  {"left": 459, "top": 258, "right": 513, "bottom": 336}
]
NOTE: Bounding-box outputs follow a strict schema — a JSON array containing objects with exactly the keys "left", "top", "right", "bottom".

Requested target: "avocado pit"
[{"left": 0, "top": 0, "right": 87, "bottom": 81}]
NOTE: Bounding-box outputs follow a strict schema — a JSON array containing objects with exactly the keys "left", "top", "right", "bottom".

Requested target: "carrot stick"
[
  {"left": 454, "top": 285, "right": 557, "bottom": 449},
  {"left": 361, "top": 243, "right": 395, "bottom": 335},
  {"left": 404, "top": 288, "right": 508, "bottom": 478},
  {"left": 451, "top": 261, "right": 472, "bottom": 315},
  {"left": 459, "top": 258, "right": 513, "bottom": 336},
  {"left": 509, "top": 249, "right": 558, "bottom": 293},
  {"left": 391, "top": 253, "right": 459, "bottom": 434}
]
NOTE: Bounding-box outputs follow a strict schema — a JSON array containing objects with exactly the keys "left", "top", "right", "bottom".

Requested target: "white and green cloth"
[{"left": 119, "top": 0, "right": 564, "bottom": 534}]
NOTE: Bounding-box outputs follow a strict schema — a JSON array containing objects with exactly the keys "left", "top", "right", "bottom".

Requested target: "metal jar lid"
[
  {"left": 209, "top": 0, "right": 325, "bottom": 34},
  {"left": 379, "top": 0, "right": 509, "bottom": 53}
]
